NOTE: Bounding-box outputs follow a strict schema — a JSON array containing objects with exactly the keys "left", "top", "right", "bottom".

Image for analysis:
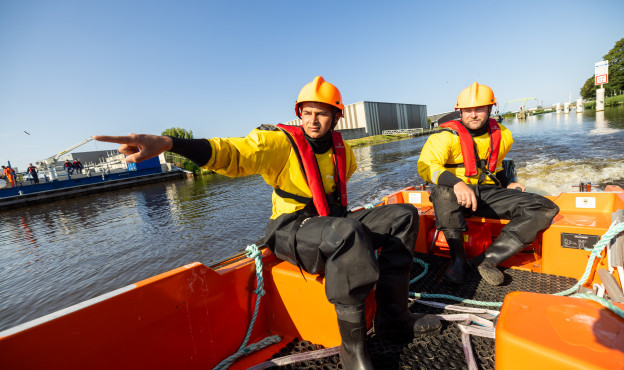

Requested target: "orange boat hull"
[{"left": 1, "top": 186, "right": 623, "bottom": 369}]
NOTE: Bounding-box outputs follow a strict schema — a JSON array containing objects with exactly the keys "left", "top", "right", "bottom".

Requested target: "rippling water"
[{"left": 1, "top": 107, "right": 623, "bottom": 332}]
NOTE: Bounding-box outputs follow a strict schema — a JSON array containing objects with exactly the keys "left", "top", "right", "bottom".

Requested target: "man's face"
[
  {"left": 460, "top": 105, "right": 491, "bottom": 130},
  {"left": 301, "top": 102, "right": 336, "bottom": 138}
]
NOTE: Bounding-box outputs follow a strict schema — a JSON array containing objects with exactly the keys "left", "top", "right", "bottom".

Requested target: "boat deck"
[{"left": 265, "top": 252, "right": 578, "bottom": 369}]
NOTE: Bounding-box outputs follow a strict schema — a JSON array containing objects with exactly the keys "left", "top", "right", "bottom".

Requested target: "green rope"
[
  {"left": 409, "top": 257, "right": 504, "bottom": 307},
  {"left": 554, "top": 222, "right": 624, "bottom": 296},
  {"left": 213, "top": 244, "right": 282, "bottom": 370},
  {"left": 409, "top": 222, "right": 624, "bottom": 311},
  {"left": 571, "top": 293, "right": 624, "bottom": 319}
]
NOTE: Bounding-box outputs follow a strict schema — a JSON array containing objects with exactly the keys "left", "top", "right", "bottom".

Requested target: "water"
[{"left": 1, "top": 107, "right": 623, "bottom": 332}]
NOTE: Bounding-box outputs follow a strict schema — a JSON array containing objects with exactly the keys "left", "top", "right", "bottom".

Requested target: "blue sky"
[{"left": 1, "top": 0, "right": 623, "bottom": 171}]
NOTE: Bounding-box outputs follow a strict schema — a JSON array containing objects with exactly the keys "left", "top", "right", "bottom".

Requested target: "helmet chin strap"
[{"left": 330, "top": 109, "right": 343, "bottom": 130}]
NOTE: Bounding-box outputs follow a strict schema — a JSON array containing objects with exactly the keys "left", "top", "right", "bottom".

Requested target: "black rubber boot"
[
  {"left": 374, "top": 273, "right": 441, "bottom": 339},
  {"left": 443, "top": 231, "right": 466, "bottom": 285},
  {"left": 335, "top": 304, "right": 374, "bottom": 370},
  {"left": 474, "top": 233, "right": 527, "bottom": 286}
]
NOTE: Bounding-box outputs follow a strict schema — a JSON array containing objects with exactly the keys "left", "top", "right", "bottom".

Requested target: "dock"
[
  {"left": 382, "top": 128, "right": 436, "bottom": 137},
  {"left": 0, "top": 169, "right": 189, "bottom": 211}
]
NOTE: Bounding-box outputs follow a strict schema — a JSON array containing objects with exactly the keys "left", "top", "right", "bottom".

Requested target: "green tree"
[
  {"left": 161, "top": 127, "right": 194, "bottom": 139},
  {"left": 580, "top": 37, "right": 624, "bottom": 99},
  {"left": 160, "top": 127, "right": 201, "bottom": 175}
]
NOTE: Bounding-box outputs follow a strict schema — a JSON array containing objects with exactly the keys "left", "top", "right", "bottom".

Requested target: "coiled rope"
[
  {"left": 213, "top": 244, "right": 281, "bottom": 370},
  {"left": 409, "top": 221, "right": 624, "bottom": 312}
]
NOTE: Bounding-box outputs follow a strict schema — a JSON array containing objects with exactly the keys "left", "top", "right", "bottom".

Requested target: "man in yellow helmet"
[
  {"left": 418, "top": 82, "right": 559, "bottom": 286},
  {"left": 95, "top": 76, "right": 441, "bottom": 370}
]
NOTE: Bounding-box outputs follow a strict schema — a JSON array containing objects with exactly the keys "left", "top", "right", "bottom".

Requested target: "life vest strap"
[
  {"left": 275, "top": 124, "right": 347, "bottom": 216},
  {"left": 440, "top": 119, "right": 502, "bottom": 180},
  {"left": 274, "top": 188, "right": 312, "bottom": 204},
  {"left": 275, "top": 187, "right": 342, "bottom": 207}
]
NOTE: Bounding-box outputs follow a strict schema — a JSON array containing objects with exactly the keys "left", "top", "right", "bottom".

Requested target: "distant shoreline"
[
  {"left": 346, "top": 130, "right": 439, "bottom": 149},
  {"left": 346, "top": 134, "right": 413, "bottom": 148}
]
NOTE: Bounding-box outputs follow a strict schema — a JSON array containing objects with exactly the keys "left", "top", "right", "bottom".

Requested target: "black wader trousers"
[
  {"left": 430, "top": 184, "right": 559, "bottom": 246},
  {"left": 265, "top": 204, "right": 418, "bottom": 306}
]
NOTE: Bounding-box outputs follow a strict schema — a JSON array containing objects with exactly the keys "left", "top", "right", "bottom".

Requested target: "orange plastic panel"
[
  {"left": 0, "top": 253, "right": 295, "bottom": 370},
  {"left": 496, "top": 292, "right": 624, "bottom": 370},
  {"left": 270, "top": 261, "right": 375, "bottom": 348},
  {"left": 542, "top": 192, "right": 624, "bottom": 280},
  {"left": 553, "top": 191, "right": 624, "bottom": 215}
]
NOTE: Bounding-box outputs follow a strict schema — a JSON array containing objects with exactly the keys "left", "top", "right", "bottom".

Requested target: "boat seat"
[{"left": 269, "top": 260, "right": 375, "bottom": 348}]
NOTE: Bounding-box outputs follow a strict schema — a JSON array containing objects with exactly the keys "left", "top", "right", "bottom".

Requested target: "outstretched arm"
[
  {"left": 93, "top": 134, "right": 172, "bottom": 163},
  {"left": 94, "top": 134, "right": 213, "bottom": 166}
]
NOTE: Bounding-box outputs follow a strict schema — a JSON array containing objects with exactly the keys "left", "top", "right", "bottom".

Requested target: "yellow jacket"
[
  {"left": 201, "top": 126, "right": 357, "bottom": 219},
  {"left": 417, "top": 123, "right": 513, "bottom": 185}
]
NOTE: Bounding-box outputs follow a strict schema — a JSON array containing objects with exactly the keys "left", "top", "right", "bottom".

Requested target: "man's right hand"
[
  {"left": 453, "top": 181, "right": 477, "bottom": 211},
  {"left": 92, "top": 134, "right": 173, "bottom": 163}
]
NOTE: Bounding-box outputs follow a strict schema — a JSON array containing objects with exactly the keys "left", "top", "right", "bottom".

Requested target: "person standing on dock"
[
  {"left": 94, "top": 76, "right": 441, "bottom": 370},
  {"left": 2, "top": 166, "right": 16, "bottom": 188},
  {"left": 27, "top": 163, "right": 39, "bottom": 184},
  {"left": 417, "top": 82, "right": 559, "bottom": 286}
]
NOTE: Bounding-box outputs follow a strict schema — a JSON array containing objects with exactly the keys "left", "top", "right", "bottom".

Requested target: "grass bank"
[
  {"left": 346, "top": 134, "right": 412, "bottom": 148},
  {"left": 584, "top": 94, "right": 624, "bottom": 109}
]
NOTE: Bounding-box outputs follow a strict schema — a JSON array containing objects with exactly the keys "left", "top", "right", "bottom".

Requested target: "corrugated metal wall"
[
  {"left": 282, "top": 101, "right": 366, "bottom": 130},
  {"left": 282, "top": 101, "right": 427, "bottom": 136},
  {"left": 364, "top": 102, "right": 428, "bottom": 135}
]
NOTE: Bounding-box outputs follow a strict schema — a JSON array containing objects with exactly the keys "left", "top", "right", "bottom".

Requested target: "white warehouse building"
[{"left": 282, "top": 101, "right": 428, "bottom": 140}]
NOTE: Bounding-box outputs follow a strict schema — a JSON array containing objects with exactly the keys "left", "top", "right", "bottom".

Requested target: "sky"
[{"left": 1, "top": 0, "right": 623, "bottom": 171}]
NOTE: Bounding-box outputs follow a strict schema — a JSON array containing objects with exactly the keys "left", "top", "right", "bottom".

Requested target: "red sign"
[{"left": 595, "top": 74, "right": 608, "bottom": 85}]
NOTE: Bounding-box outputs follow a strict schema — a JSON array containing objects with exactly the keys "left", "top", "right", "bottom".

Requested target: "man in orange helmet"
[
  {"left": 94, "top": 76, "right": 441, "bottom": 370},
  {"left": 418, "top": 82, "right": 559, "bottom": 286}
]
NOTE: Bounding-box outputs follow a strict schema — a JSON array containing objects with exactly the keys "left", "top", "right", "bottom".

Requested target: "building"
[
  {"left": 60, "top": 150, "right": 123, "bottom": 166},
  {"left": 282, "top": 101, "right": 428, "bottom": 140}
]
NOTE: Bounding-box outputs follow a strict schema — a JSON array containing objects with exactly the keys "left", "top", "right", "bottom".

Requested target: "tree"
[
  {"left": 580, "top": 37, "right": 624, "bottom": 99},
  {"left": 160, "top": 127, "right": 201, "bottom": 174},
  {"left": 161, "top": 127, "right": 194, "bottom": 139}
]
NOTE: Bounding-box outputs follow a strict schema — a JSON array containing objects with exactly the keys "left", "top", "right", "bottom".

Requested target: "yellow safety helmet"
[
  {"left": 295, "top": 76, "right": 344, "bottom": 118},
  {"left": 455, "top": 82, "right": 497, "bottom": 110}
]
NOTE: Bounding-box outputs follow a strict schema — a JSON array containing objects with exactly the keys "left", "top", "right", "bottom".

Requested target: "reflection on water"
[{"left": 1, "top": 107, "right": 623, "bottom": 332}]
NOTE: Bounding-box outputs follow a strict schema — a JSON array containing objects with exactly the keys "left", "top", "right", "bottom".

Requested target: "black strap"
[
  {"left": 274, "top": 187, "right": 312, "bottom": 204},
  {"left": 256, "top": 124, "right": 280, "bottom": 131},
  {"left": 274, "top": 188, "right": 341, "bottom": 208}
]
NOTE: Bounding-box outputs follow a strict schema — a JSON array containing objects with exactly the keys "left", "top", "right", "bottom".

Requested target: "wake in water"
[{"left": 518, "top": 158, "right": 624, "bottom": 196}]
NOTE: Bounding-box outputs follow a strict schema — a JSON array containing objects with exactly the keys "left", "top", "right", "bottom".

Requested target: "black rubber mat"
[{"left": 266, "top": 253, "right": 579, "bottom": 369}]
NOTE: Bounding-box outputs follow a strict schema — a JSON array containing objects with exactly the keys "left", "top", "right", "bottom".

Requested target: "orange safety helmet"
[
  {"left": 295, "top": 76, "right": 344, "bottom": 118},
  {"left": 455, "top": 82, "right": 497, "bottom": 110}
]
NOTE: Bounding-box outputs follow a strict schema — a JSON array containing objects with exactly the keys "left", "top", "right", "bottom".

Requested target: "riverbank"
[
  {"left": 346, "top": 129, "right": 437, "bottom": 148},
  {"left": 584, "top": 94, "right": 624, "bottom": 109},
  {"left": 347, "top": 134, "right": 411, "bottom": 148}
]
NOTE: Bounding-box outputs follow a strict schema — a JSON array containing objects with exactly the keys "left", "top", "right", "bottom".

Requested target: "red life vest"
[
  {"left": 276, "top": 124, "right": 348, "bottom": 216},
  {"left": 440, "top": 119, "right": 501, "bottom": 176}
]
